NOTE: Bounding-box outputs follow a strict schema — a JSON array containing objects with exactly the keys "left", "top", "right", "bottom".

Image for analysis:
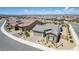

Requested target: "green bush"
[
  {"left": 69, "top": 33, "right": 71, "bottom": 35},
  {"left": 48, "top": 45, "right": 53, "bottom": 48},
  {"left": 50, "top": 45, "right": 53, "bottom": 47},
  {"left": 48, "top": 45, "right": 51, "bottom": 48},
  {"left": 67, "top": 38, "right": 69, "bottom": 41}
]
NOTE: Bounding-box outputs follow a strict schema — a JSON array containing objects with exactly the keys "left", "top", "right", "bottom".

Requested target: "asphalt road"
[
  {"left": 0, "top": 19, "right": 42, "bottom": 51},
  {"left": 70, "top": 22, "right": 79, "bottom": 38}
]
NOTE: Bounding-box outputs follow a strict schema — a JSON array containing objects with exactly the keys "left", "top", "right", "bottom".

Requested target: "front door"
[{"left": 48, "top": 35, "right": 54, "bottom": 41}]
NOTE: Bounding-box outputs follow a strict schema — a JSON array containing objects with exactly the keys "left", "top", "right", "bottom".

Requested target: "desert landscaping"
[{"left": 4, "top": 16, "right": 77, "bottom": 50}]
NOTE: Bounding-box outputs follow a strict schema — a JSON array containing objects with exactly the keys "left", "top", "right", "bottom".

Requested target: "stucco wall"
[{"left": 33, "top": 32, "right": 43, "bottom": 37}]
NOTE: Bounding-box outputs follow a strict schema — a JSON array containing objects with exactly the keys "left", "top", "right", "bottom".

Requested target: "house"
[
  {"left": 7, "top": 17, "right": 22, "bottom": 26},
  {"left": 7, "top": 17, "right": 43, "bottom": 31},
  {"left": 32, "top": 24, "right": 61, "bottom": 43},
  {"left": 18, "top": 19, "right": 43, "bottom": 31},
  {"left": 7, "top": 17, "right": 22, "bottom": 30}
]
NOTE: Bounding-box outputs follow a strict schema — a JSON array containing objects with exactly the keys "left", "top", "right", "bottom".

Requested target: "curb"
[
  {"left": 69, "top": 24, "right": 79, "bottom": 46},
  {"left": 69, "top": 24, "right": 79, "bottom": 50},
  {"left": 1, "top": 20, "right": 57, "bottom": 51}
]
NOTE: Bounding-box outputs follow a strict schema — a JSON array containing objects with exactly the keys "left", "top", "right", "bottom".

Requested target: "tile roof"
[
  {"left": 32, "top": 24, "right": 61, "bottom": 36},
  {"left": 8, "top": 17, "right": 37, "bottom": 27},
  {"left": 18, "top": 19, "right": 37, "bottom": 27}
]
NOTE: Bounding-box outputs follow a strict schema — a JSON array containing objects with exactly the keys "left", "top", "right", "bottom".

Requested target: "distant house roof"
[
  {"left": 18, "top": 19, "right": 37, "bottom": 27},
  {"left": 8, "top": 17, "right": 37, "bottom": 27},
  {"left": 32, "top": 24, "right": 61, "bottom": 36}
]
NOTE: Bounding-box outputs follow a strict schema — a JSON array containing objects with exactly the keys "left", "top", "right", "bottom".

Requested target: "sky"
[{"left": 0, "top": 7, "right": 79, "bottom": 15}]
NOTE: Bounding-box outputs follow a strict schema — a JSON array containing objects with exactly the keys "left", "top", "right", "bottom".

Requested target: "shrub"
[
  {"left": 69, "top": 33, "right": 71, "bottom": 35},
  {"left": 26, "top": 29, "right": 30, "bottom": 32},
  {"left": 23, "top": 31, "right": 30, "bottom": 37},
  {"left": 50, "top": 45, "right": 53, "bottom": 47},
  {"left": 67, "top": 38, "right": 69, "bottom": 41},
  {"left": 37, "top": 40, "right": 39, "bottom": 42},
  {"left": 48, "top": 45, "right": 51, "bottom": 48},
  {"left": 69, "top": 36, "right": 72, "bottom": 39},
  {"left": 44, "top": 43, "right": 46, "bottom": 45},
  {"left": 70, "top": 40, "right": 74, "bottom": 43},
  {"left": 48, "top": 44, "right": 53, "bottom": 48}
]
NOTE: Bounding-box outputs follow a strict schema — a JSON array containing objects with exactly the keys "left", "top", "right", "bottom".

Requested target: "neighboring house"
[
  {"left": 7, "top": 17, "right": 21, "bottom": 26},
  {"left": 7, "top": 18, "right": 43, "bottom": 31},
  {"left": 32, "top": 24, "right": 61, "bottom": 43},
  {"left": 7, "top": 17, "right": 22, "bottom": 30},
  {"left": 18, "top": 19, "right": 43, "bottom": 30}
]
